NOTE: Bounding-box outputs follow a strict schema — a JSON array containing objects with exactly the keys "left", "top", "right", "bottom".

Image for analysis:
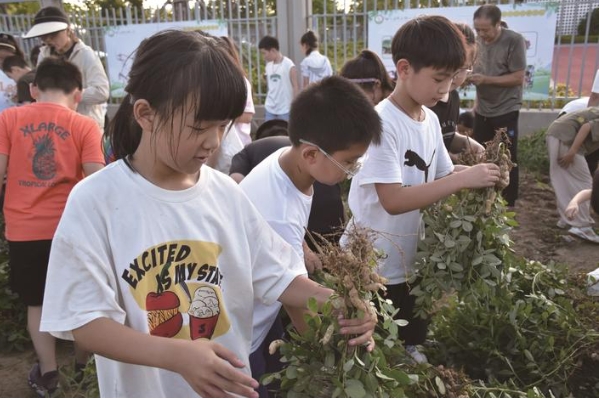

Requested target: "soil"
[{"left": 1, "top": 172, "right": 597, "bottom": 398}]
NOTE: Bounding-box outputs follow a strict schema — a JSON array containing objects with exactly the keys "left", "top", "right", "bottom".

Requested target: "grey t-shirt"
[
  {"left": 546, "top": 107, "right": 599, "bottom": 155},
  {"left": 474, "top": 28, "right": 527, "bottom": 117}
]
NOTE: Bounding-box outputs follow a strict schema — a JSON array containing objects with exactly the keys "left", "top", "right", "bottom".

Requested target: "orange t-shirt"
[{"left": 0, "top": 102, "right": 105, "bottom": 241}]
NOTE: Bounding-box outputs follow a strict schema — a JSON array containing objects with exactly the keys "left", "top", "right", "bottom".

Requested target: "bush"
[{"left": 518, "top": 129, "right": 549, "bottom": 178}]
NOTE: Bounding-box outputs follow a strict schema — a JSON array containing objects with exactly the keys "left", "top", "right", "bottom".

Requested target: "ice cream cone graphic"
[{"left": 188, "top": 286, "right": 220, "bottom": 340}]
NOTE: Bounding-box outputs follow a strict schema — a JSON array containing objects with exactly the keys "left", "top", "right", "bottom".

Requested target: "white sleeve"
[
  {"left": 433, "top": 124, "right": 455, "bottom": 179},
  {"left": 244, "top": 202, "right": 305, "bottom": 305},
  {"left": 79, "top": 47, "right": 110, "bottom": 106},
  {"left": 40, "top": 191, "right": 125, "bottom": 340},
  {"left": 357, "top": 119, "right": 403, "bottom": 186},
  {"left": 244, "top": 78, "right": 255, "bottom": 114}
]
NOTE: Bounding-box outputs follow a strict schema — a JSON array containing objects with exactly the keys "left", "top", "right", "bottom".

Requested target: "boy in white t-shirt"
[
  {"left": 343, "top": 16, "right": 501, "bottom": 364},
  {"left": 240, "top": 76, "right": 382, "bottom": 396},
  {"left": 259, "top": 36, "right": 299, "bottom": 122}
]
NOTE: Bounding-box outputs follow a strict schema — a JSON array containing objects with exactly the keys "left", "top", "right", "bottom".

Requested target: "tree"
[{"left": 577, "top": 7, "right": 599, "bottom": 36}]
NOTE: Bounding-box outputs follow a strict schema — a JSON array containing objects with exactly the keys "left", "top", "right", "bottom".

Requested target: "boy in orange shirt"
[{"left": 0, "top": 57, "right": 105, "bottom": 396}]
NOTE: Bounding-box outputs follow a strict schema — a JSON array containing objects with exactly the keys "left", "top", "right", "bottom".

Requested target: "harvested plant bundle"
[
  {"left": 264, "top": 228, "right": 470, "bottom": 397},
  {"left": 411, "top": 129, "right": 516, "bottom": 317}
]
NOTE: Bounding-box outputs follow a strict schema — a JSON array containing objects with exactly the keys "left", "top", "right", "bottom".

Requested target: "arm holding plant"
[{"left": 279, "top": 276, "right": 376, "bottom": 350}]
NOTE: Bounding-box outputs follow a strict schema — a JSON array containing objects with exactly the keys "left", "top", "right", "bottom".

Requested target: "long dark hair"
[
  {"left": 300, "top": 30, "right": 318, "bottom": 56},
  {"left": 339, "top": 49, "right": 394, "bottom": 97},
  {"left": 108, "top": 30, "right": 247, "bottom": 160}
]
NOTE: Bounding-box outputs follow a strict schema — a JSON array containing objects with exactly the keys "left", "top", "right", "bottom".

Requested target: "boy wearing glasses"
[
  {"left": 343, "top": 15, "right": 501, "bottom": 364},
  {"left": 239, "top": 76, "right": 381, "bottom": 396}
]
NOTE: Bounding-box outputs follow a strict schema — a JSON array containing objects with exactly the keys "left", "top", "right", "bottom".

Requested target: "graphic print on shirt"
[
  {"left": 20, "top": 122, "right": 72, "bottom": 185},
  {"left": 404, "top": 149, "right": 436, "bottom": 182},
  {"left": 122, "top": 240, "right": 230, "bottom": 341}
]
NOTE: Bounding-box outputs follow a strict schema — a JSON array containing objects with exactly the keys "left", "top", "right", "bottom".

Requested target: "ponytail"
[
  {"left": 300, "top": 31, "right": 318, "bottom": 56},
  {"left": 107, "top": 94, "right": 142, "bottom": 160}
]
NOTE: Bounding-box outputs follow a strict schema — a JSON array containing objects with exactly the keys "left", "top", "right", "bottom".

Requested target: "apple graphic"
[{"left": 146, "top": 291, "right": 183, "bottom": 338}]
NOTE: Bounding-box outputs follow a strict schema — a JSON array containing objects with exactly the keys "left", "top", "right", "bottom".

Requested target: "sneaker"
[
  {"left": 556, "top": 219, "right": 569, "bottom": 229},
  {"left": 405, "top": 345, "right": 429, "bottom": 364},
  {"left": 568, "top": 226, "right": 599, "bottom": 244},
  {"left": 28, "top": 363, "right": 59, "bottom": 397}
]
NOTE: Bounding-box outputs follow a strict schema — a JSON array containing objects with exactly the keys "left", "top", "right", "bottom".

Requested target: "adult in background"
[
  {"left": 468, "top": 4, "right": 526, "bottom": 207},
  {"left": 23, "top": 6, "right": 109, "bottom": 129}
]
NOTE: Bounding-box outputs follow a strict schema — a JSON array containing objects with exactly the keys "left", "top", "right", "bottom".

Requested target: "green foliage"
[
  {"left": 556, "top": 35, "right": 599, "bottom": 44},
  {"left": 518, "top": 129, "right": 549, "bottom": 178},
  {"left": 412, "top": 187, "right": 516, "bottom": 318},
  {"left": 430, "top": 258, "right": 599, "bottom": 396},
  {"left": 55, "top": 358, "right": 100, "bottom": 398},
  {"left": 0, "top": 236, "right": 29, "bottom": 353},
  {"left": 577, "top": 8, "right": 599, "bottom": 36}
]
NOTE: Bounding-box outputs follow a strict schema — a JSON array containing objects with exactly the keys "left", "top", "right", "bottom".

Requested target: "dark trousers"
[
  {"left": 384, "top": 282, "right": 428, "bottom": 345},
  {"left": 586, "top": 149, "right": 599, "bottom": 175},
  {"left": 249, "top": 316, "right": 286, "bottom": 397},
  {"left": 473, "top": 110, "right": 520, "bottom": 207}
]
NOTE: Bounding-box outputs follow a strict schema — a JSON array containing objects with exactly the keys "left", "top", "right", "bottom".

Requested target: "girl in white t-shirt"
[
  {"left": 39, "top": 30, "right": 375, "bottom": 398},
  {"left": 299, "top": 30, "right": 333, "bottom": 87}
]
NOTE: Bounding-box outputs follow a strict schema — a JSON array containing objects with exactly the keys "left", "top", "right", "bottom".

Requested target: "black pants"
[
  {"left": 473, "top": 111, "right": 520, "bottom": 207},
  {"left": 384, "top": 282, "right": 428, "bottom": 345}
]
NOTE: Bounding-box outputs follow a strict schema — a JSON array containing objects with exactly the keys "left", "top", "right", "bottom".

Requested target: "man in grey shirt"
[{"left": 468, "top": 4, "right": 527, "bottom": 207}]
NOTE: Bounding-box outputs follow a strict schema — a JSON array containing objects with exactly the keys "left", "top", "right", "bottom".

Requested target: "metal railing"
[
  {"left": 2, "top": 0, "right": 599, "bottom": 109},
  {"left": 309, "top": 0, "right": 599, "bottom": 109},
  {"left": 0, "top": 1, "right": 277, "bottom": 104}
]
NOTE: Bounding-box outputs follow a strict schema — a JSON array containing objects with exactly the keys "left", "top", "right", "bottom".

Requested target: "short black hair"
[
  {"left": 340, "top": 49, "right": 395, "bottom": 96},
  {"left": 33, "top": 57, "right": 82, "bottom": 94},
  {"left": 391, "top": 15, "right": 466, "bottom": 73},
  {"left": 255, "top": 119, "right": 288, "bottom": 140},
  {"left": 258, "top": 36, "right": 279, "bottom": 51},
  {"left": 458, "top": 110, "right": 474, "bottom": 129},
  {"left": 288, "top": 76, "right": 381, "bottom": 152},
  {"left": 2, "top": 55, "right": 28, "bottom": 73},
  {"left": 474, "top": 4, "right": 502, "bottom": 26}
]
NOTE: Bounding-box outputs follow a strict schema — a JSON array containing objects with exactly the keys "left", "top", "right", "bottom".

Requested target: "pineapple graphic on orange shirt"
[{"left": 32, "top": 133, "right": 56, "bottom": 180}]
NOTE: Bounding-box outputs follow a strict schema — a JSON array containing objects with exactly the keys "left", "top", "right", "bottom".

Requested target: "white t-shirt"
[
  {"left": 211, "top": 124, "right": 245, "bottom": 174},
  {"left": 236, "top": 77, "right": 255, "bottom": 147},
  {"left": 265, "top": 57, "right": 295, "bottom": 115},
  {"left": 0, "top": 71, "right": 16, "bottom": 112},
  {"left": 343, "top": 99, "right": 454, "bottom": 285},
  {"left": 40, "top": 161, "right": 304, "bottom": 397},
  {"left": 300, "top": 51, "right": 333, "bottom": 85},
  {"left": 239, "top": 147, "right": 311, "bottom": 352}
]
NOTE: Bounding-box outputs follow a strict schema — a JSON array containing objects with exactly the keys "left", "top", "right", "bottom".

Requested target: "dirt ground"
[{"left": 1, "top": 172, "right": 597, "bottom": 398}]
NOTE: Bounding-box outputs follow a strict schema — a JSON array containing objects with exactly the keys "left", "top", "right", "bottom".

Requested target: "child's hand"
[
  {"left": 565, "top": 201, "right": 580, "bottom": 220},
  {"left": 337, "top": 308, "right": 377, "bottom": 352},
  {"left": 558, "top": 151, "right": 575, "bottom": 168},
  {"left": 178, "top": 340, "right": 259, "bottom": 398},
  {"left": 463, "top": 163, "right": 501, "bottom": 188}
]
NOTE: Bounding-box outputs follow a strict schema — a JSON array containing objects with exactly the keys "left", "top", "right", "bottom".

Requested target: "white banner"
[
  {"left": 368, "top": 3, "right": 559, "bottom": 100},
  {"left": 104, "top": 20, "right": 228, "bottom": 98}
]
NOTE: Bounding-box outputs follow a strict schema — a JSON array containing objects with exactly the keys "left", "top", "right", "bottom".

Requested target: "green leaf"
[
  {"left": 386, "top": 369, "right": 412, "bottom": 385},
  {"left": 450, "top": 220, "right": 462, "bottom": 228},
  {"left": 307, "top": 297, "right": 319, "bottom": 314},
  {"left": 344, "top": 379, "right": 366, "bottom": 398},
  {"left": 285, "top": 366, "right": 298, "bottom": 380},
  {"left": 524, "top": 349, "right": 535, "bottom": 362},
  {"left": 472, "top": 256, "right": 483, "bottom": 266},
  {"left": 324, "top": 351, "right": 335, "bottom": 368},
  {"left": 444, "top": 238, "right": 456, "bottom": 248},
  {"left": 393, "top": 318, "right": 409, "bottom": 326},
  {"left": 462, "top": 221, "right": 474, "bottom": 232},
  {"left": 343, "top": 359, "right": 355, "bottom": 372}
]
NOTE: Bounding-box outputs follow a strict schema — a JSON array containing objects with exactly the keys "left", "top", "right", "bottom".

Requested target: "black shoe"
[{"left": 28, "top": 363, "right": 59, "bottom": 397}]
